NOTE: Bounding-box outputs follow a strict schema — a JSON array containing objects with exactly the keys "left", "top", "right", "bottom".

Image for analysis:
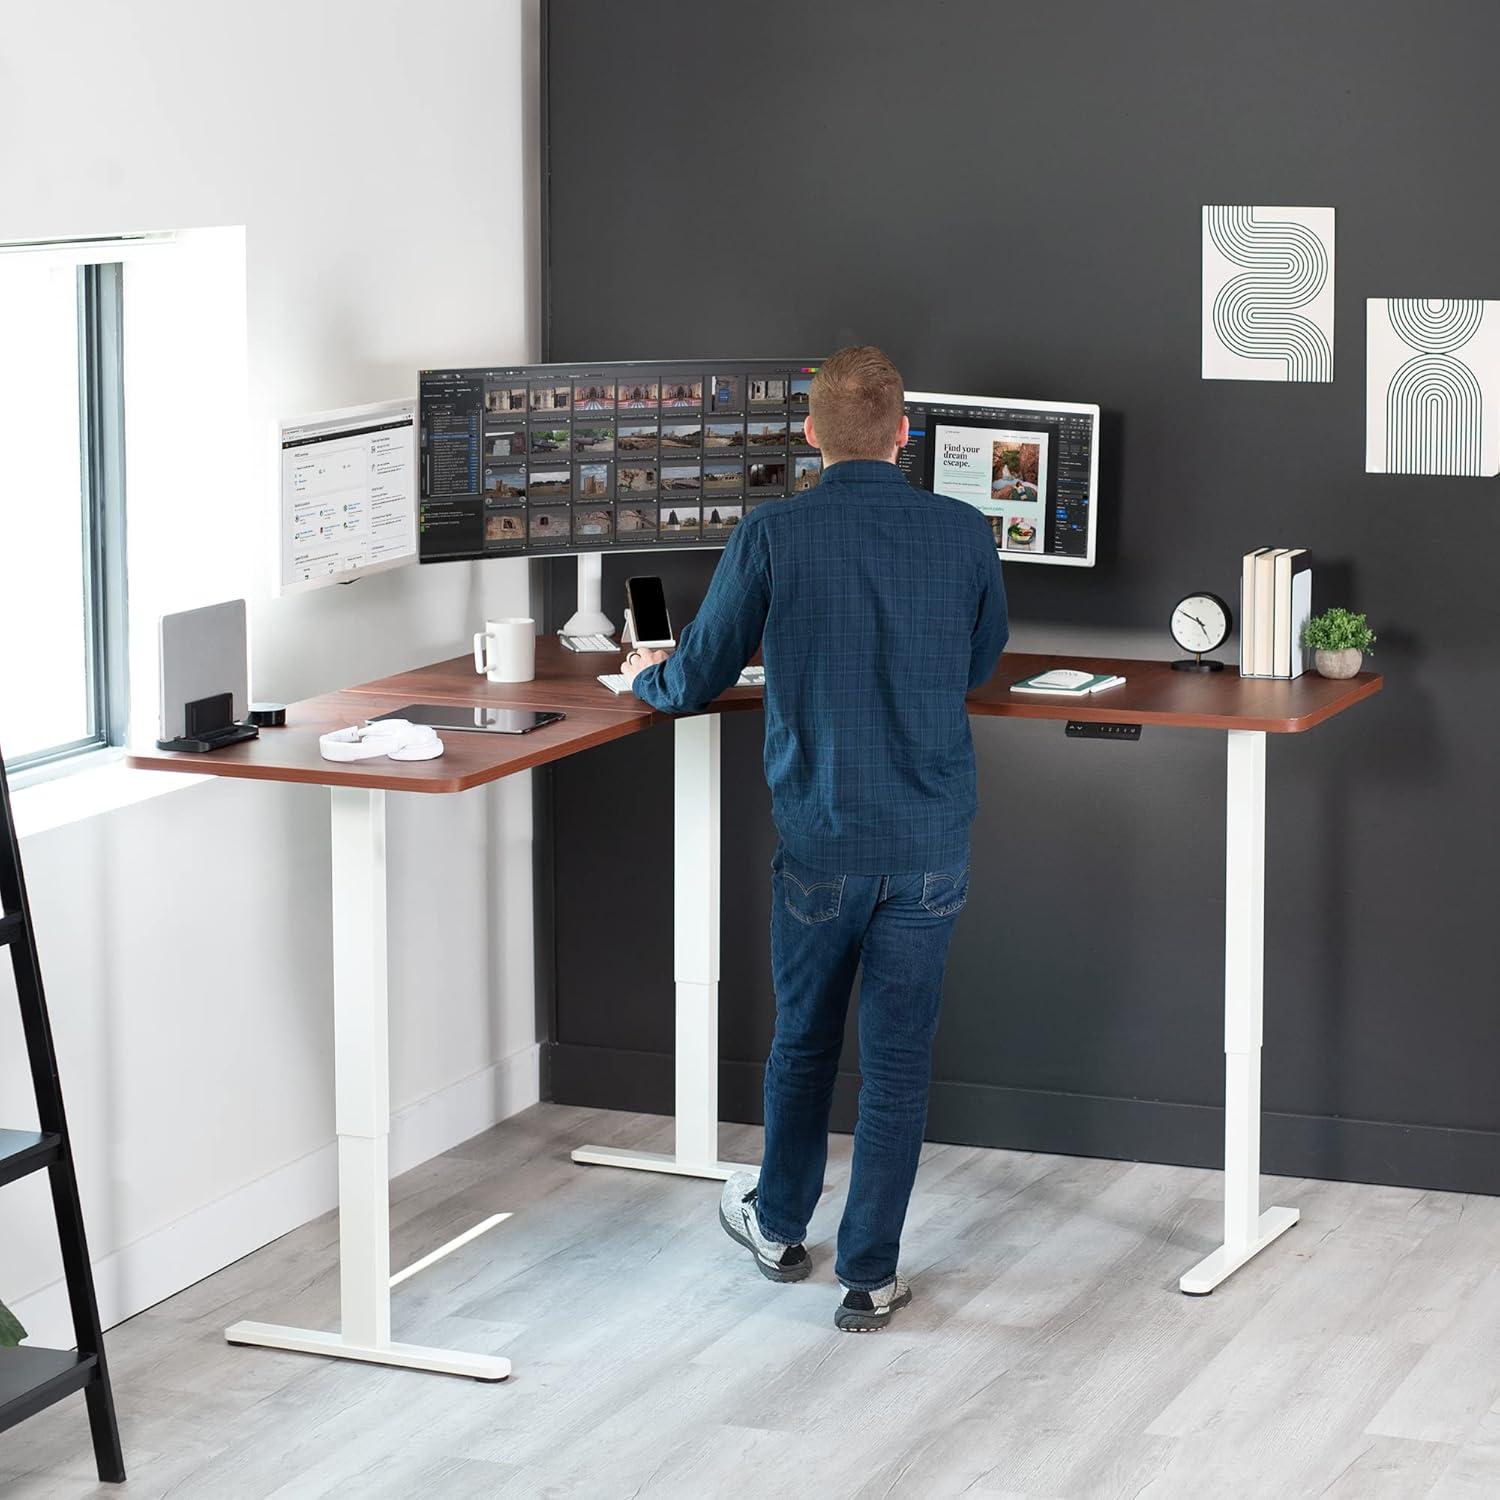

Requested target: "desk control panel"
[{"left": 1066, "top": 720, "right": 1142, "bottom": 741}]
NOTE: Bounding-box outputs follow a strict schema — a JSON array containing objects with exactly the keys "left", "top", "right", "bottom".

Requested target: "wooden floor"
[{"left": 6, "top": 1102, "right": 1500, "bottom": 1499}]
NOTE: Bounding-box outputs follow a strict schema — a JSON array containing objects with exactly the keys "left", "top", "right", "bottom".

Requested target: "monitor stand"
[{"left": 560, "top": 552, "right": 615, "bottom": 638}]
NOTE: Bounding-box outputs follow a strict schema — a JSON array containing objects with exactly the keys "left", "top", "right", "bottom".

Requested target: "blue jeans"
[{"left": 755, "top": 842, "right": 969, "bottom": 1290}]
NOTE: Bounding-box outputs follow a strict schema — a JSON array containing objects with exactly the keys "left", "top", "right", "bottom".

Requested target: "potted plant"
[
  {"left": 1302, "top": 607, "right": 1375, "bottom": 679},
  {"left": 0, "top": 1297, "right": 24, "bottom": 1348}
]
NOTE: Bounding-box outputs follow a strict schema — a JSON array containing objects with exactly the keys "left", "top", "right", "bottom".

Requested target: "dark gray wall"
[{"left": 540, "top": 0, "right": 1500, "bottom": 1192}]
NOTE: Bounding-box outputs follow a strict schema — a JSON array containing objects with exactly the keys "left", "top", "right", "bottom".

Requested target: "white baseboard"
[{"left": 12, "top": 1043, "right": 541, "bottom": 1346}]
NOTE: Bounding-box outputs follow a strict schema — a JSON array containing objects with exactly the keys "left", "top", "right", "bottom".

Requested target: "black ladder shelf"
[{"left": 0, "top": 752, "right": 124, "bottom": 1483}]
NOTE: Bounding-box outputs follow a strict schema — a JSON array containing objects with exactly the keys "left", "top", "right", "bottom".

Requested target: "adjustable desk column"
[
  {"left": 571, "top": 713, "right": 755, "bottom": 1180},
  {"left": 1186, "top": 727, "right": 1300, "bottom": 1293}
]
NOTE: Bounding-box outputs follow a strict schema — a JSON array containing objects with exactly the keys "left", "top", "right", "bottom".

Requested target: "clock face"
[{"left": 1171, "top": 592, "right": 1232, "bottom": 655}]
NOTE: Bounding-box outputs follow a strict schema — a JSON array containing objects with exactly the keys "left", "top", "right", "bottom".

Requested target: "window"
[{"left": 0, "top": 246, "right": 129, "bottom": 774}]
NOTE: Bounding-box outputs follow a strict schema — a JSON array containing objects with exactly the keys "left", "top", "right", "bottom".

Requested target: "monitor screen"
[
  {"left": 418, "top": 358, "right": 823, "bottom": 563},
  {"left": 898, "top": 391, "right": 1100, "bottom": 566},
  {"left": 278, "top": 399, "right": 418, "bottom": 593}
]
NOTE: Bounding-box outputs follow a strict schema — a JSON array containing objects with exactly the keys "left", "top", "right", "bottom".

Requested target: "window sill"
[{"left": 10, "top": 747, "right": 206, "bottom": 839}]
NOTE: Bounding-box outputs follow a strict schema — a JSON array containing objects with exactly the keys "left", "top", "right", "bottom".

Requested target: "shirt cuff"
[{"left": 631, "top": 660, "right": 668, "bottom": 709}]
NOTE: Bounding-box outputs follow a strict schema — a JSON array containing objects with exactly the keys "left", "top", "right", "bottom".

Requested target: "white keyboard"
[
  {"left": 597, "top": 666, "right": 765, "bottom": 696},
  {"left": 560, "top": 633, "right": 619, "bottom": 653}
]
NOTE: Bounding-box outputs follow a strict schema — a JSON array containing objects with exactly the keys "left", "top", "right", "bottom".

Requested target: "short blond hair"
[{"left": 808, "top": 346, "right": 905, "bottom": 462}]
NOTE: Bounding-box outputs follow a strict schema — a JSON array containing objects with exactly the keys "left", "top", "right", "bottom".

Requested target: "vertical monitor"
[{"left": 898, "top": 391, "right": 1100, "bottom": 566}]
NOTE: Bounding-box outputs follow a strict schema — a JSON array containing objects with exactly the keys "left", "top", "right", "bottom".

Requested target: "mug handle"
[{"left": 473, "top": 631, "right": 491, "bottom": 675}]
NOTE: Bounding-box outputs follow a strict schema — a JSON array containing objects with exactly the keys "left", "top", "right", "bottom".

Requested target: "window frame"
[{"left": 5, "top": 257, "right": 130, "bottom": 775}]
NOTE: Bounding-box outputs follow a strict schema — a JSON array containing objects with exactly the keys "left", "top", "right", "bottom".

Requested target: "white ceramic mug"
[{"left": 473, "top": 617, "right": 535, "bottom": 683}]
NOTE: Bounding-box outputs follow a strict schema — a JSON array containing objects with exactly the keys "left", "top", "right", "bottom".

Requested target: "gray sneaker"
[
  {"left": 718, "top": 1171, "right": 811, "bottom": 1283},
  {"left": 835, "top": 1275, "right": 912, "bottom": 1332}
]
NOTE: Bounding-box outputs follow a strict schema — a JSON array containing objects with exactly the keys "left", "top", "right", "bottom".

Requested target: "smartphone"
[{"left": 625, "top": 575, "right": 675, "bottom": 648}]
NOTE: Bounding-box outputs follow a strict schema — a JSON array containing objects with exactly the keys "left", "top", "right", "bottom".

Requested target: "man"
[{"left": 624, "top": 346, "right": 1008, "bottom": 1331}]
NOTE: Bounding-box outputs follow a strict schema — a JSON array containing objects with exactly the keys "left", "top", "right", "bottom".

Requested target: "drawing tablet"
[{"left": 370, "top": 704, "right": 566, "bottom": 735}]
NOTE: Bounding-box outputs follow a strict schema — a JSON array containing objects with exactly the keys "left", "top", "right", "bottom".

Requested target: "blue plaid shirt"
[{"left": 633, "top": 459, "right": 1008, "bottom": 873}]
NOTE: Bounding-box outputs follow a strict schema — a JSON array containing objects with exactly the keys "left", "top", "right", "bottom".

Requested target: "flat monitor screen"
[
  {"left": 898, "top": 391, "right": 1101, "bottom": 566},
  {"left": 278, "top": 399, "right": 418, "bottom": 593},
  {"left": 418, "top": 358, "right": 823, "bottom": 563}
]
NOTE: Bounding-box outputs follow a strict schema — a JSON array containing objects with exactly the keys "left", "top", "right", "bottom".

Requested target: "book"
[
  {"left": 1253, "top": 548, "right": 1286, "bottom": 676},
  {"left": 1240, "top": 548, "right": 1269, "bottom": 675},
  {"left": 1273, "top": 548, "right": 1312, "bottom": 678},
  {"left": 1011, "top": 668, "right": 1127, "bottom": 696}
]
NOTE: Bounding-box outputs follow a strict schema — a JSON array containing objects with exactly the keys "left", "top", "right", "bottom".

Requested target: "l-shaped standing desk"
[{"left": 128, "top": 639, "right": 1381, "bottom": 1380}]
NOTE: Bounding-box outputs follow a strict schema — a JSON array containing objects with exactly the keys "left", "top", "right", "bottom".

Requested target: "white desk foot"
[
  {"left": 1179, "top": 1205, "right": 1299, "bottom": 1295},
  {"left": 570, "top": 1145, "right": 755, "bottom": 1181},
  {"left": 224, "top": 1321, "right": 511, "bottom": 1380}
]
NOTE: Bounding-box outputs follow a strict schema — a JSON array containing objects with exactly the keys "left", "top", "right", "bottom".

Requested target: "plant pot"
[{"left": 1314, "top": 647, "right": 1363, "bottom": 679}]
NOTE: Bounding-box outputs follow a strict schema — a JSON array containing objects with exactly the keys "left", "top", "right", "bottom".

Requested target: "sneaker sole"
[
  {"left": 718, "top": 1205, "right": 812, "bottom": 1283},
  {"left": 835, "top": 1285, "right": 912, "bottom": 1333}
]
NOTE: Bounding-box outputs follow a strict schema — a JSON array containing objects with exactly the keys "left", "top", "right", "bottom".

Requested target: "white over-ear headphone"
[{"left": 319, "top": 720, "right": 445, "bottom": 762}]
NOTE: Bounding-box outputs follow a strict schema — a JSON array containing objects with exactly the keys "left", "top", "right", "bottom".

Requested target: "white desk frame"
[
  {"left": 575, "top": 721, "right": 1298, "bottom": 1294},
  {"left": 226, "top": 788, "right": 512, "bottom": 1380},
  {"left": 224, "top": 715, "right": 1294, "bottom": 1382}
]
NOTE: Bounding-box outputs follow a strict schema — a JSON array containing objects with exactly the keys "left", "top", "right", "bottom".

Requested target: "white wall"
[{"left": 0, "top": 0, "right": 541, "bottom": 1343}]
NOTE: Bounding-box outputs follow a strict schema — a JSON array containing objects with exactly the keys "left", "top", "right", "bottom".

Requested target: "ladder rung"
[
  {"left": 0, "top": 911, "right": 22, "bottom": 947},
  {"left": 0, "top": 1347, "right": 99, "bottom": 1435},
  {"left": 0, "top": 1129, "right": 62, "bottom": 1188}
]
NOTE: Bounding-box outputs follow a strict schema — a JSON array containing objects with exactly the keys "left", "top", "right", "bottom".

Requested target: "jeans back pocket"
[
  {"left": 920, "top": 863, "right": 970, "bottom": 917},
  {"left": 776, "top": 849, "right": 846, "bottom": 925}
]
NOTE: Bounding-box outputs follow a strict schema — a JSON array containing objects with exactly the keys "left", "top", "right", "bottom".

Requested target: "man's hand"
[{"left": 622, "top": 646, "right": 669, "bottom": 688}]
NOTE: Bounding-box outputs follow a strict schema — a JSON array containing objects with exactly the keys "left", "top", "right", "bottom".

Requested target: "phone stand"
[{"left": 622, "top": 609, "right": 675, "bottom": 651}]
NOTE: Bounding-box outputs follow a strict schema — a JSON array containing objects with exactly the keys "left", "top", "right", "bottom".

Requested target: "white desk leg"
[
  {"left": 573, "top": 714, "right": 755, "bottom": 1181},
  {"left": 226, "top": 787, "right": 511, "bottom": 1379},
  {"left": 1180, "top": 730, "right": 1298, "bottom": 1294}
]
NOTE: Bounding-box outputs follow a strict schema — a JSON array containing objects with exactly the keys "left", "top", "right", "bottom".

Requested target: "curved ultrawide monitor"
[
  {"left": 899, "top": 391, "right": 1101, "bottom": 566},
  {"left": 418, "top": 358, "right": 824, "bottom": 562}
]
